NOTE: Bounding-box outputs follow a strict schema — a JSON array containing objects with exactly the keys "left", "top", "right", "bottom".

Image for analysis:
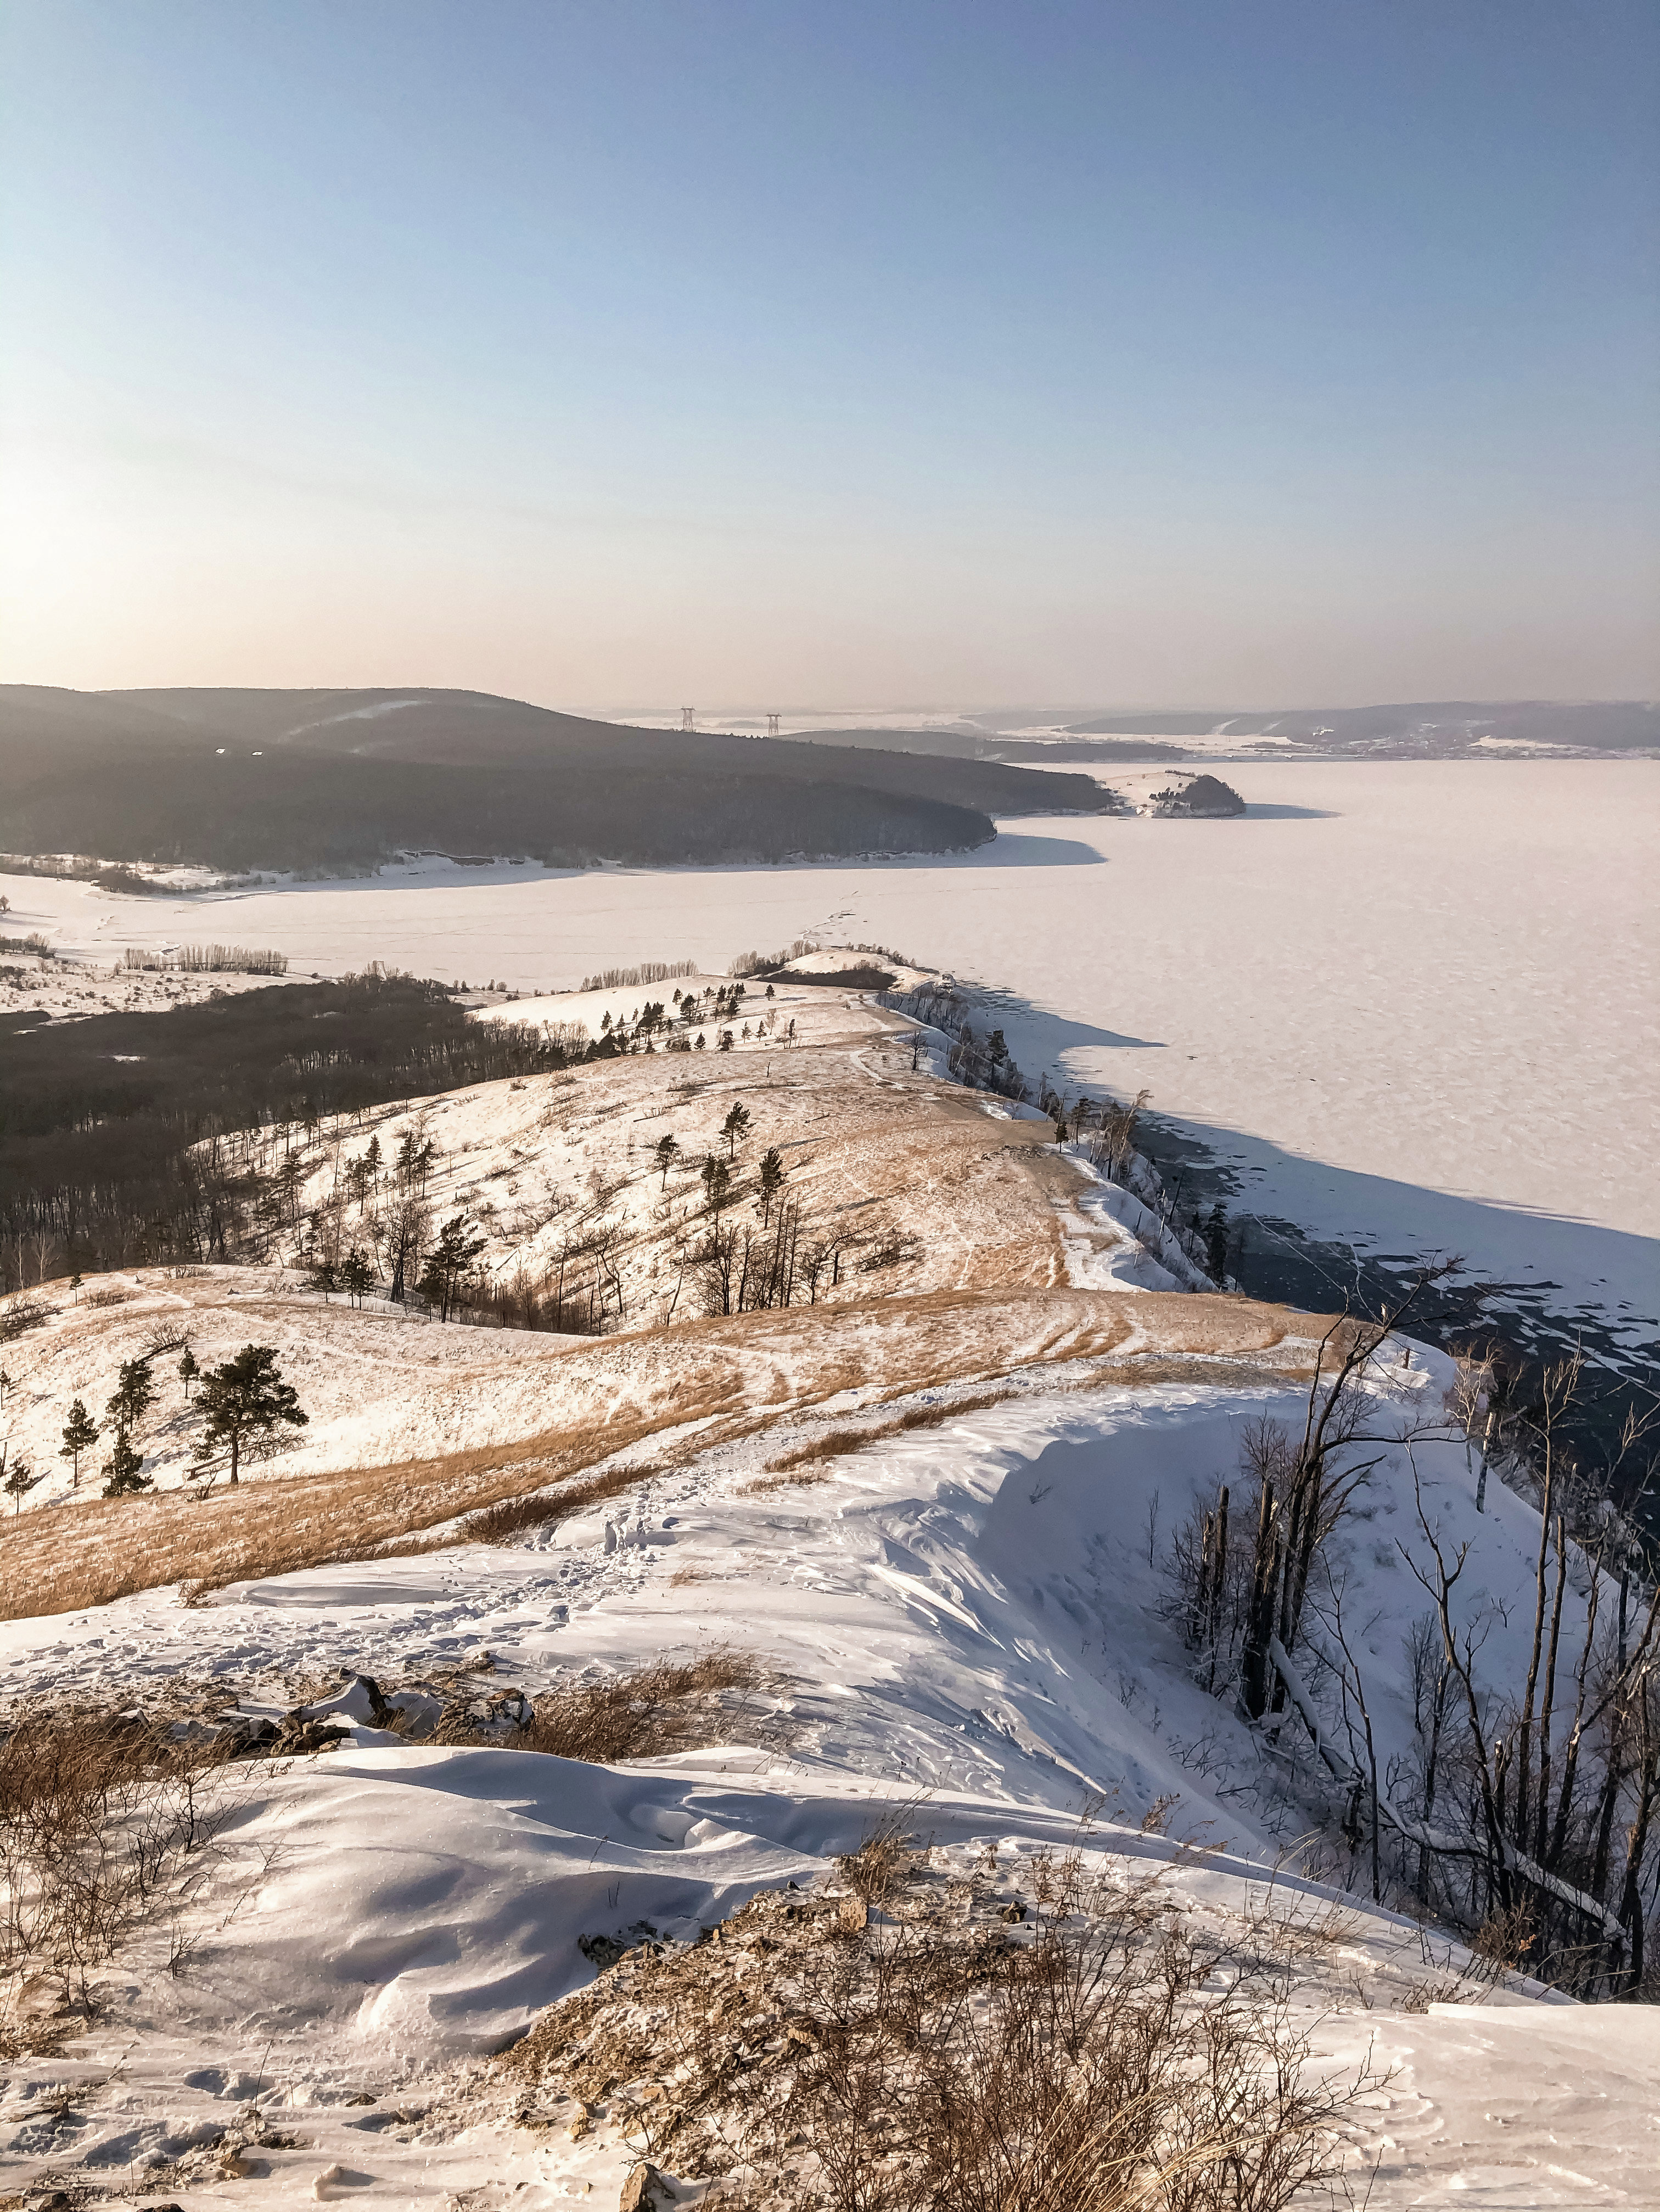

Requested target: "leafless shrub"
[
  {"left": 1399, "top": 1975, "right": 1473, "bottom": 2013},
  {"left": 0, "top": 1708, "right": 238, "bottom": 2019},
  {"left": 1471, "top": 1901, "right": 1539, "bottom": 1974},
  {"left": 857, "top": 1224, "right": 924, "bottom": 1274},
  {"left": 837, "top": 1804, "right": 927, "bottom": 1904},
  {"left": 518, "top": 1651, "right": 764, "bottom": 1765},
  {"left": 0, "top": 1298, "right": 51, "bottom": 1341},
  {"left": 509, "top": 1845, "right": 1372, "bottom": 2211}
]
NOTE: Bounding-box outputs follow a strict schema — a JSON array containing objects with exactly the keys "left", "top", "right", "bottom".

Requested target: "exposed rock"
[
  {"left": 618, "top": 2163, "right": 674, "bottom": 2211},
  {"left": 289, "top": 1673, "right": 391, "bottom": 1728}
]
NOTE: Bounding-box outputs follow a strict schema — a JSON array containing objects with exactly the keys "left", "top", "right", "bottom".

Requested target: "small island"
[{"left": 1148, "top": 772, "right": 1247, "bottom": 817}]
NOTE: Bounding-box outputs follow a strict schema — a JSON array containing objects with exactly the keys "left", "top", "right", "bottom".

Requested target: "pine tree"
[
  {"left": 722, "top": 1102, "right": 752, "bottom": 1159},
  {"left": 306, "top": 1255, "right": 339, "bottom": 1298},
  {"left": 105, "top": 1356, "right": 156, "bottom": 1440},
  {"left": 59, "top": 1399, "right": 99, "bottom": 1489},
  {"left": 654, "top": 1134, "right": 682, "bottom": 1189},
  {"left": 701, "top": 1155, "right": 732, "bottom": 1218},
  {"left": 417, "top": 1214, "right": 486, "bottom": 1322},
  {"left": 178, "top": 1346, "right": 200, "bottom": 1401},
  {"left": 340, "top": 1247, "right": 375, "bottom": 1307},
  {"left": 195, "top": 1345, "right": 308, "bottom": 1485},
  {"left": 3, "top": 1450, "right": 40, "bottom": 1515},
  {"left": 101, "top": 1434, "right": 152, "bottom": 1498},
  {"left": 758, "top": 1146, "right": 786, "bottom": 1222}
]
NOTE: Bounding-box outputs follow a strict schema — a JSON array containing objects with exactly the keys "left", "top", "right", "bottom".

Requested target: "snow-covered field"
[
  {"left": 2, "top": 911, "right": 1657, "bottom": 2202},
  {"left": 5, "top": 759, "right": 1653, "bottom": 1356},
  {"left": 2, "top": 1352, "right": 1656, "bottom": 2205}
]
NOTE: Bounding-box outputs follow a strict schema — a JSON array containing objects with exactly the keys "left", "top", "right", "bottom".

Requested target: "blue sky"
[{"left": 2, "top": 0, "right": 1655, "bottom": 707}]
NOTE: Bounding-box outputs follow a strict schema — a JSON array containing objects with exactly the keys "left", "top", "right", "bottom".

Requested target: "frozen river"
[{"left": 10, "top": 757, "right": 1656, "bottom": 1367}]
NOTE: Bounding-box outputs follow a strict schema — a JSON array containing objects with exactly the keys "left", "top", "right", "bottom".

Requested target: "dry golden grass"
[
  {"left": 0, "top": 1705, "right": 242, "bottom": 2027},
  {"left": 750, "top": 1389, "right": 1020, "bottom": 1486},
  {"left": 518, "top": 1650, "right": 765, "bottom": 1763},
  {"left": 506, "top": 1836, "right": 1371, "bottom": 2211},
  {"left": 0, "top": 1286, "right": 1328, "bottom": 1621}
]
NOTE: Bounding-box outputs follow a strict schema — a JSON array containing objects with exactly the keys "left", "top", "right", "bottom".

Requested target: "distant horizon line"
[{"left": 4, "top": 679, "right": 1653, "bottom": 718}]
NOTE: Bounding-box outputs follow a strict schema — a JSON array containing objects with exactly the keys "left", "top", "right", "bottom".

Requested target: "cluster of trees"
[
  {"left": 0, "top": 975, "right": 590, "bottom": 1287},
  {"left": 877, "top": 983, "right": 1034, "bottom": 1105},
  {"left": 2, "top": 1339, "right": 307, "bottom": 1507},
  {"left": 1148, "top": 774, "right": 1246, "bottom": 817},
  {"left": 876, "top": 994, "right": 1222, "bottom": 1285},
  {"left": 1169, "top": 1275, "right": 1660, "bottom": 1997}
]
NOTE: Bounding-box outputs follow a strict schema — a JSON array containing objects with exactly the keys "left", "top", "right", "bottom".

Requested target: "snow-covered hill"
[{"left": 0, "top": 966, "right": 1652, "bottom": 2207}]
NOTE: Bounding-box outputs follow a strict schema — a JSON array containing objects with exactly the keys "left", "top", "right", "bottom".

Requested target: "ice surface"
[{"left": 6, "top": 759, "right": 1651, "bottom": 1345}]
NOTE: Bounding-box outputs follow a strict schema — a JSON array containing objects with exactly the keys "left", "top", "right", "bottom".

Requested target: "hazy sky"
[{"left": 2, "top": 1, "right": 1655, "bottom": 710}]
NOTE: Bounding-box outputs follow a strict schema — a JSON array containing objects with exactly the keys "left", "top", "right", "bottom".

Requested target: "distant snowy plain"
[{"left": 9, "top": 758, "right": 1655, "bottom": 1355}]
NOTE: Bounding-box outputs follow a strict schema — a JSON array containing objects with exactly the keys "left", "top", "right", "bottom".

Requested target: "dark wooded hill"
[{"left": 0, "top": 687, "right": 1116, "bottom": 872}]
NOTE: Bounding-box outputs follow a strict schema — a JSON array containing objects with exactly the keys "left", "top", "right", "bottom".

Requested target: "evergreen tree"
[
  {"left": 340, "top": 1247, "right": 375, "bottom": 1307},
  {"left": 417, "top": 1214, "right": 486, "bottom": 1321},
  {"left": 758, "top": 1146, "right": 786, "bottom": 1222},
  {"left": 105, "top": 1356, "right": 156, "bottom": 1441},
  {"left": 195, "top": 1344, "right": 309, "bottom": 1485},
  {"left": 3, "top": 1450, "right": 40, "bottom": 1515},
  {"left": 59, "top": 1399, "right": 99, "bottom": 1489},
  {"left": 722, "top": 1102, "right": 752, "bottom": 1159},
  {"left": 701, "top": 1155, "right": 732, "bottom": 1218},
  {"left": 101, "top": 1435, "right": 152, "bottom": 1498},
  {"left": 178, "top": 1345, "right": 200, "bottom": 1401},
  {"left": 306, "top": 1255, "right": 339, "bottom": 1298},
  {"left": 654, "top": 1134, "right": 682, "bottom": 1189}
]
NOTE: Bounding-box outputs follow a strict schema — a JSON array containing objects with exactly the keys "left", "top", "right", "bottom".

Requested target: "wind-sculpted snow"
[
  {"left": 0, "top": 1362, "right": 1653, "bottom": 2203},
  {"left": 0, "top": 939, "right": 1653, "bottom": 2204}
]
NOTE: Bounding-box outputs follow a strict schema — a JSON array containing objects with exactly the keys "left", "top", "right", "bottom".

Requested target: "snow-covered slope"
[
  {"left": 0, "top": 970, "right": 1652, "bottom": 2207},
  {"left": 2, "top": 1350, "right": 1653, "bottom": 2203}
]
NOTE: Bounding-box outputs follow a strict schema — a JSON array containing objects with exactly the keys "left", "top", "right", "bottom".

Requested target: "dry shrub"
[
  {"left": 1471, "top": 1901, "right": 1539, "bottom": 1974},
  {"left": 0, "top": 1298, "right": 52, "bottom": 1340},
  {"left": 508, "top": 1841, "right": 1371, "bottom": 2212},
  {"left": 0, "top": 1709, "right": 237, "bottom": 2021},
  {"left": 837, "top": 1804, "right": 927, "bottom": 1904},
  {"left": 518, "top": 1650, "right": 764, "bottom": 1765}
]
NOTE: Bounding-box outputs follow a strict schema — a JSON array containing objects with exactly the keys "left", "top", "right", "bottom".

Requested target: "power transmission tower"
[
  {"left": 680, "top": 707, "right": 696, "bottom": 732},
  {"left": 767, "top": 712, "right": 781, "bottom": 737}
]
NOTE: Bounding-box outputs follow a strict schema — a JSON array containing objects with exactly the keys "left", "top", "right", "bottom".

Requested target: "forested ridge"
[
  {"left": 0, "top": 686, "right": 1118, "bottom": 871},
  {"left": 0, "top": 974, "right": 588, "bottom": 1275}
]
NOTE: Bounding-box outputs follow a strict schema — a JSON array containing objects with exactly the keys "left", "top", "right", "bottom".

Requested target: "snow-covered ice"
[{"left": 5, "top": 758, "right": 1651, "bottom": 1352}]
